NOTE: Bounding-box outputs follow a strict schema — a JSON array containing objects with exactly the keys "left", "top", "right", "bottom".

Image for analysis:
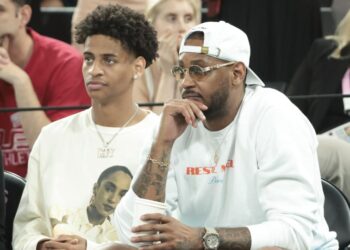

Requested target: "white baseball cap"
[{"left": 179, "top": 21, "right": 264, "bottom": 86}]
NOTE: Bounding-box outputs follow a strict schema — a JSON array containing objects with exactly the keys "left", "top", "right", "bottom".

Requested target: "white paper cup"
[{"left": 132, "top": 197, "right": 166, "bottom": 246}]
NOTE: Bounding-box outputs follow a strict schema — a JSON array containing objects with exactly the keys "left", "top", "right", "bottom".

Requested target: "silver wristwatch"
[{"left": 203, "top": 227, "right": 220, "bottom": 250}]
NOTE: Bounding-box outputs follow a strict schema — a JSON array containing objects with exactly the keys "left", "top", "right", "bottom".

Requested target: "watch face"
[{"left": 205, "top": 234, "right": 219, "bottom": 249}]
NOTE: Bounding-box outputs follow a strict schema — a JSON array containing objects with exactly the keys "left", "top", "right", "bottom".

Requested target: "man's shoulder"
[
  {"left": 244, "top": 86, "right": 301, "bottom": 121},
  {"left": 248, "top": 86, "right": 291, "bottom": 108},
  {"left": 41, "top": 109, "right": 90, "bottom": 136}
]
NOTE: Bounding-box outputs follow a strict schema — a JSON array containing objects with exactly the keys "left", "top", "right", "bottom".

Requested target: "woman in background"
[
  {"left": 287, "top": 10, "right": 350, "bottom": 133},
  {"left": 287, "top": 10, "right": 350, "bottom": 202},
  {"left": 133, "top": 0, "right": 201, "bottom": 114}
]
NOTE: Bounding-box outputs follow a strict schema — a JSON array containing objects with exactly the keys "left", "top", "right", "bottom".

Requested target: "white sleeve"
[
  {"left": 12, "top": 134, "right": 51, "bottom": 249},
  {"left": 164, "top": 166, "right": 179, "bottom": 216},
  {"left": 248, "top": 104, "right": 337, "bottom": 249},
  {"left": 113, "top": 187, "right": 139, "bottom": 245}
]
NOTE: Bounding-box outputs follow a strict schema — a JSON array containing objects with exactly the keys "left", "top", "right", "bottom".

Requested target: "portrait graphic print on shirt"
[{"left": 49, "top": 165, "right": 133, "bottom": 243}]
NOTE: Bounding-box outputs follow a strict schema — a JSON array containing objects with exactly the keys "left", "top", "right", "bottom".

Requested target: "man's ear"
[
  {"left": 19, "top": 5, "right": 32, "bottom": 28},
  {"left": 230, "top": 62, "right": 246, "bottom": 86},
  {"left": 133, "top": 56, "right": 146, "bottom": 80}
]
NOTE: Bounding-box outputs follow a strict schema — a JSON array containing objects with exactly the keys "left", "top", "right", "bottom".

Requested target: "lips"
[
  {"left": 103, "top": 204, "right": 115, "bottom": 212},
  {"left": 182, "top": 91, "right": 203, "bottom": 101},
  {"left": 86, "top": 80, "right": 107, "bottom": 91}
]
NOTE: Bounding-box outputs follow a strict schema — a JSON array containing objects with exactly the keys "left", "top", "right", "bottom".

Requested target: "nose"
[
  {"left": 179, "top": 69, "right": 195, "bottom": 91},
  {"left": 178, "top": 18, "right": 187, "bottom": 34},
  {"left": 87, "top": 61, "right": 103, "bottom": 77},
  {"left": 108, "top": 192, "right": 120, "bottom": 205}
]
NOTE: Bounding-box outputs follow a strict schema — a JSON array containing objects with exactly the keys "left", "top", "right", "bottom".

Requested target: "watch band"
[
  {"left": 203, "top": 227, "right": 220, "bottom": 250},
  {"left": 205, "top": 227, "right": 218, "bottom": 235}
]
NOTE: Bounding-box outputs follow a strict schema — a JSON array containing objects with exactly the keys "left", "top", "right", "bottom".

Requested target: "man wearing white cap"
[{"left": 114, "top": 21, "right": 338, "bottom": 249}]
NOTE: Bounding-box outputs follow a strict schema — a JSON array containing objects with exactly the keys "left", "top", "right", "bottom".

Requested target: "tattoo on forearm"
[
  {"left": 217, "top": 228, "right": 251, "bottom": 250},
  {"left": 133, "top": 151, "right": 171, "bottom": 202}
]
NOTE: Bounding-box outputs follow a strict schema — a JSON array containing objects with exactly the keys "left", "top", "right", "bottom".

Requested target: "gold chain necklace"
[
  {"left": 211, "top": 93, "right": 246, "bottom": 165},
  {"left": 93, "top": 105, "right": 139, "bottom": 158},
  {"left": 212, "top": 125, "right": 233, "bottom": 165}
]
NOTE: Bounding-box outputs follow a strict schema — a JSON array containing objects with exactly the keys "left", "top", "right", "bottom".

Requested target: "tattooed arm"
[
  {"left": 217, "top": 228, "right": 251, "bottom": 249},
  {"left": 133, "top": 142, "right": 173, "bottom": 202},
  {"left": 132, "top": 99, "right": 207, "bottom": 201}
]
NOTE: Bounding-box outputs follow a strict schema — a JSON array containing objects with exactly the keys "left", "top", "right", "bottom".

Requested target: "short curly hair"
[{"left": 75, "top": 4, "right": 158, "bottom": 68}]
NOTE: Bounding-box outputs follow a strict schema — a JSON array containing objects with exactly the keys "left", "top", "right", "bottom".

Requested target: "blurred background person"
[
  {"left": 0, "top": 0, "right": 90, "bottom": 177},
  {"left": 133, "top": 0, "right": 201, "bottom": 114},
  {"left": 287, "top": 9, "right": 350, "bottom": 134}
]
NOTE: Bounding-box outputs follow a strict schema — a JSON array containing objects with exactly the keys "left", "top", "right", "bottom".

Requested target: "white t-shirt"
[
  {"left": 115, "top": 86, "right": 338, "bottom": 249},
  {"left": 13, "top": 108, "right": 159, "bottom": 250}
]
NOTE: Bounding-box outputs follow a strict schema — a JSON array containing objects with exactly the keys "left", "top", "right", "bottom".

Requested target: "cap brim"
[{"left": 246, "top": 67, "right": 265, "bottom": 86}]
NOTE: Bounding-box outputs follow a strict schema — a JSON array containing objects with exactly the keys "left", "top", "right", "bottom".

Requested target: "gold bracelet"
[{"left": 147, "top": 155, "right": 169, "bottom": 168}]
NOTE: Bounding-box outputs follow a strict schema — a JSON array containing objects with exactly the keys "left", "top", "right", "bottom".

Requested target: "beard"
[{"left": 203, "top": 81, "right": 230, "bottom": 120}]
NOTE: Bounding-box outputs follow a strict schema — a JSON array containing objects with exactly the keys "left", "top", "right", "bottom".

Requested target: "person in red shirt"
[{"left": 0, "top": 0, "right": 90, "bottom": 177}]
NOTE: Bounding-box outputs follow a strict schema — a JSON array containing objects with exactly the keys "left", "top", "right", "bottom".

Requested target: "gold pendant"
[
  {"left": 214, "top": 152, "right": 219, "bottom": 165},
  {"left": 97, "top": 147, "right": 115, "bottom": 158}
]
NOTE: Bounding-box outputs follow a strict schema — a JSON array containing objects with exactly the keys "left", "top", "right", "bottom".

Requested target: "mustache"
[{"left": 181, "top": 89, "right": 203, "bottom": 99}]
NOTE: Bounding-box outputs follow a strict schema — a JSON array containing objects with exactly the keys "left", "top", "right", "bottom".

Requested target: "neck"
[
  {"left": 204, "top": 88, "right": 245, "bottom": 131},
  {"left": 92, "top": 100, "right": 139, "bottom": 127},
  {"left": 8, "top": 28, "right": 33, "bottom": 68},
  {"left": 87, "top": 206, "right": 105, "bottom": 226}
]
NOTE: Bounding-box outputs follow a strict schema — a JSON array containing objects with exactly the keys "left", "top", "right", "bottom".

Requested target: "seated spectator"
[
  {"left": 13, "top": 4, "right": 159, "bottom": 249},
  {"left": 0, "top": 0, "right": 90, "bottom": 177},
  {"left": 133, "top": 0, "right": 201, "bottom": 114},
  {"left": 287, "top": 10, "right": 350, "bottom": 134},
  {"left": 115, "top": 21, "right": 338, "bottom": 249}
]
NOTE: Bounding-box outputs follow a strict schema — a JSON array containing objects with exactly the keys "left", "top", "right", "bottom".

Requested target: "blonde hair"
[
  {"left": 146, "top": 0, "right": 201, "bottom": 24},
  {"left": 327, "top": 10, "right": 350, "bottom": 58}
]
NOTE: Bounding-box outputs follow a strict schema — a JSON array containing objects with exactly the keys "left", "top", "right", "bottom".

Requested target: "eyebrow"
[
  {"left": 190, "top": 59, "right": 206, "bottom": 65},
  {"left": 179, "top": 59, "right": 207, "bottom": 66},
  {"left": 101, "top": 53, "right": 118, "bottom": 58},
  {"left": 105, "top": 181, "right": 117, "bottom": 189},
  {"left": 83, "top": 51, "right": 118, "bottom": 58}
]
